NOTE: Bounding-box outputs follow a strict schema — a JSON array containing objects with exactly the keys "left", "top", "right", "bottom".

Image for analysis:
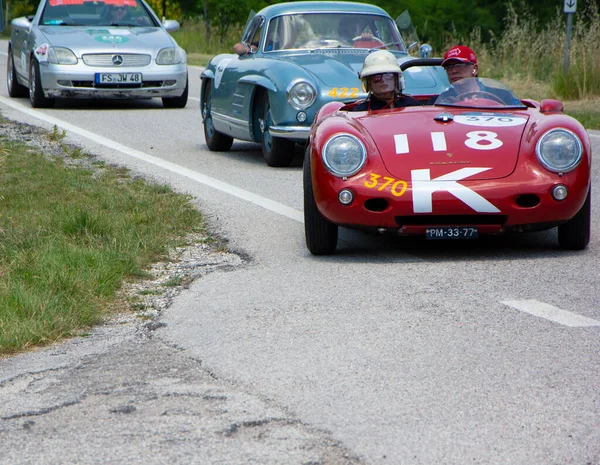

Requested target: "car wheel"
[
  {"left": 29, "top": 59, "right": 54, "bottom": 108},
  {"left": 303, "top": 146, "right": 338, "bottom": 255},
  {"left": 202, "top": 81, "right": 233, "bottom": 151},
  {"left": 7, "top": 47, "right": 28, "bottom": 98},
  {"left": 558, "top": 187, "right": 591, "bottom": 250},
  {"left": 162, "top": 75, "right": 188, "bottom": 108},
  {"left": 260, "top": 92, "right": 295, "bottom": 167}
]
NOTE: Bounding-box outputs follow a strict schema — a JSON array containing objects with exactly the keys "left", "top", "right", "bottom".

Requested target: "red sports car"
[{"left": 304, "top": 62, "right": 591, "bottom": 255}]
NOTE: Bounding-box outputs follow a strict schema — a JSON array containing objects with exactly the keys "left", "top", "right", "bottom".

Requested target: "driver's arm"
[{"left": 233, "top": 42, "right": 257, "bottom": 55}]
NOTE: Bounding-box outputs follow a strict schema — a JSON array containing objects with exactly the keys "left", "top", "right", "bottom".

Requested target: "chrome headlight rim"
[
  {"left": 322, "top": 133, "right": 367, "bottom": 178},
  {"left": 535, "top": 128, "right": 583, "bottom": 173},
  {"left": 286, "top": 79, "right": 317, "bottom": 110}
]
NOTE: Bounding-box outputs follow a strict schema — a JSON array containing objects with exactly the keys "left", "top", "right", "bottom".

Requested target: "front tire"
[
  {"left": 162, "top": 74, "right": 188, "bottom": 108},
  {"left": 558, "top": 188, "right": 591, "bottom": 250},
  {"left": 259, "top": 92, "right": 295, "bottom": 167},
  {"left": 303, "top": 147, "right": 338, "bottom": 255},
  {"left": 29, "top": 59, "right": 54, "bottom": 108},
  {"left": 202, "top": 82, "right": 233, "bottom": 151},
  {"left": 7, "top": 47, "right": 28, "bottom": 98}
]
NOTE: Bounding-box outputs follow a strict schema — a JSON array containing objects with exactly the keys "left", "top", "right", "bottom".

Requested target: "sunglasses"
[
  {"left": 443, "top": 62, "right": 473, "bottom": 71},
  {"left": 370, "top": 73, "right": 395, "bottom": 83}
]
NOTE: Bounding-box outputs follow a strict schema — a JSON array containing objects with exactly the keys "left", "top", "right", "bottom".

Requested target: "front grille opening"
[
  {"left": 364, "top": 198, "right": 389, "bottom": 212},
  {"left": 395, "top": 215, "right": 508, "bottom": 227},
  {"left": 515, "top": 194, "right": 541, "bottom": 208}
]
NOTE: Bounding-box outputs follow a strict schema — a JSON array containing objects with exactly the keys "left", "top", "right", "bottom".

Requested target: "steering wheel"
[
  {"left": 352, "top": 35, "right": 385, "bottom": 49},
  {"left": 455, "top": 91, "right": 505, "bottom": 104},
  {"left": 352, "top": 35, "right": 384, "bottom": 43}
]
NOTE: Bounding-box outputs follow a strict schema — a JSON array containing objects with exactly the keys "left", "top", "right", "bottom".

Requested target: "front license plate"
[
  {"left": 95, "top": 73, "right": 142, "bottom": 84},
  {"left": 426, "top": 226, "right": 478, "bottom": 240}
]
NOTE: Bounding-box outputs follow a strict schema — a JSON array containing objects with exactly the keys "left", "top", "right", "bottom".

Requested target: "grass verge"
[{"left": 0, "top": 122, "right": 211, "bottom": 355}]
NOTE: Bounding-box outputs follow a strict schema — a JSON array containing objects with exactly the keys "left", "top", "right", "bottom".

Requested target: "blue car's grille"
[{"left": 82, "top": 54, "right": 151, "bottom": 67}]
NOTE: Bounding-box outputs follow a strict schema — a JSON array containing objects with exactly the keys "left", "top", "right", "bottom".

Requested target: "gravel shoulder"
[{"left": 0, "top": 118, "right": 363, "bottom": 465}]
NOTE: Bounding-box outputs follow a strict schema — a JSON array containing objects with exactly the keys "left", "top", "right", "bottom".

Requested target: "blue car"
[{"left": 200, "top": 1, "right": 449, "bottom": 167}]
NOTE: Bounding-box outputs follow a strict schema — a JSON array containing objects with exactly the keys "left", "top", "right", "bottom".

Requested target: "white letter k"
[{"left": 411, "top": 168, "right": 501, "bottom": 213}]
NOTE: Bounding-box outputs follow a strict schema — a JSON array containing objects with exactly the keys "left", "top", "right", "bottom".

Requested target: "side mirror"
[
  {"left": 419, "top": 44, "right": 432, "bottom": 58},
  {"left": 162, "top": 19, "right": 180, "bottom": 32},
  {"left": 11, "top": 16, "right": 33, "bottom": 30}
]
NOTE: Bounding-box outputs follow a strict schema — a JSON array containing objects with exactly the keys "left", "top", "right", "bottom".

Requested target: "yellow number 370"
[{"left": 328, "top": 88, "right": 360, "bottom": 99}]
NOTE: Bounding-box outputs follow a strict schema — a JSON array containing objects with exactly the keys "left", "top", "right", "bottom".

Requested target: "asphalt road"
[{"left": 0, "top": 40, "right": 599, "bottom": 464}]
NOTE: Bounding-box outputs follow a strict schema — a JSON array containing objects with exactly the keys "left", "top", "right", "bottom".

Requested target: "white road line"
[
  {"left": 0, "top": 96, "right": 304, "bottom": 223},
  {"left": 502, "top": 300, "right": 600, "bottom": 327}
]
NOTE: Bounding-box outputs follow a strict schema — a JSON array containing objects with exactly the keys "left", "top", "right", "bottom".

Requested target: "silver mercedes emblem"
[{"left": 112, "top": 55, "right": 124, "bottom": 66}]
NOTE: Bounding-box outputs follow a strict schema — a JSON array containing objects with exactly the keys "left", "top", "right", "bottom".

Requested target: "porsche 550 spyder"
[
  {"left": 200, "top": 1, "right": 448, "bottom": 167},
  {"left": 7, "top": 0, "right": 188, "bottom": 108},
  {"left": 304, "top": 63, "right": 591, "bottom": 255}
]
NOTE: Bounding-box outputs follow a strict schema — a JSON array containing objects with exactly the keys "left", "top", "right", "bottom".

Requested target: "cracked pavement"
[{"left": 0, "top": 308, "right": 362, "bottom": 464}]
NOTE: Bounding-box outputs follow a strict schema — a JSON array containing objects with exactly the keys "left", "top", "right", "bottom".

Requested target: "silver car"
[{"left": 7, "top": 0, "right": 188, "bottom": 108}]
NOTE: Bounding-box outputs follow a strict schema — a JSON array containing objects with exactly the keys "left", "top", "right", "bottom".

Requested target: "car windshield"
[
  {"left": 40, "top": 0, "right": 156, "bottom": 27},
  {"left": 263, "top": 13, "right": 406, "bottom": 52},
  {"left": 434, "top": 78, "right": 526, "bottom": 108}
]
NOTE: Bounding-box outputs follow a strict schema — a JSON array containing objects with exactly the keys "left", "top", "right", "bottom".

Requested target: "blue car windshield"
[
  {"left": 264, "top": 13, "right": 406, "bottom": 52},
  {"left": 40, "top": 0, "right": 156, "bottom": 27},
  {"left": 434, "top": 78, "right": 526, "bottom": 108}
]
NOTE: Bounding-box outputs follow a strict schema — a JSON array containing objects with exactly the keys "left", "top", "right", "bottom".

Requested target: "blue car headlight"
[
  {"left": 287, "top": 80, "right": 316, "bottom": 110},
  {"left": 156, "top": 47, "right": 186, "bottom": 65},
  {"left": 322, "top": 134, "right": 366, "bottom": 177},
  {"left": 536, "top": 129, "right": 583, "bottom": 173}
]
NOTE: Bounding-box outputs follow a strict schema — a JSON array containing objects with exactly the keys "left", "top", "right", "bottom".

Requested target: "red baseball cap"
[{"left": 441, "top": 45, "right": 477, "bottom": 67}]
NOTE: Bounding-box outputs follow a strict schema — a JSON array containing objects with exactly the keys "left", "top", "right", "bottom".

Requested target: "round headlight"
[
  {"left": 536, "top": 129, "right": 583, "bottom": 173},
  {"left": 322, "top": 134, "right": 366, "bottom": 177},
  {"left": 287, "top": 81, "right": 316, "bottom": 110}
]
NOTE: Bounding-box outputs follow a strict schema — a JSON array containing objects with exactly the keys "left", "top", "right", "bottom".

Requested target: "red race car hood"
[{"left": 355, "top": 108, "right": 530, "bottom": 180}]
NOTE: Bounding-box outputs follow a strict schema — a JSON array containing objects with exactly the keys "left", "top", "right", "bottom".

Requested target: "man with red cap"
[
  {"left": 429, "top": 44, "right": 519, "bottom": 105},
  {"left": 441, "top": 45, "right": 479, "bottom": 84}
]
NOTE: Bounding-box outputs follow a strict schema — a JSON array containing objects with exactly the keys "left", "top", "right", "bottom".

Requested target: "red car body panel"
[{"left": 309, "top": 101, "right": 591, "bottom": 235}]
